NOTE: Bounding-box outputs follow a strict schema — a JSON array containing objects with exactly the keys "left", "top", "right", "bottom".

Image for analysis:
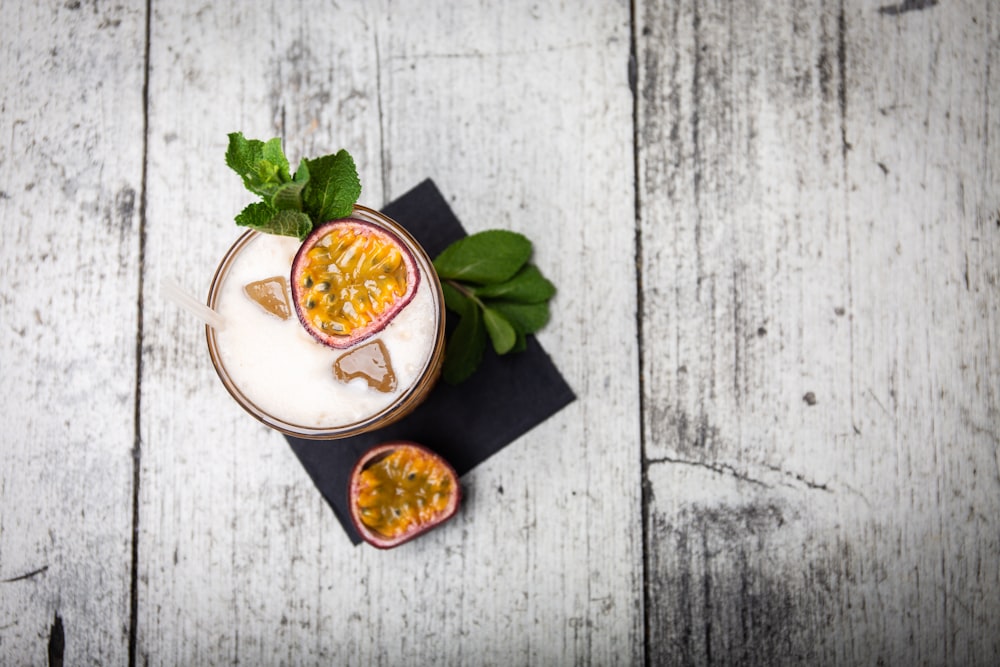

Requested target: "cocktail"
[{"left": 205, "top": 204, "right": 445, "bottom": 439}]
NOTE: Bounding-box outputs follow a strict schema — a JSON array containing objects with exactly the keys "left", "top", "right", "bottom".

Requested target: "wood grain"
[
  {"left": 137, "top": 1, "right": 640, "bottom": 664},
  {"left": 0, "top": 0, "right": 146, "bottom": 663},
  {"left": 5, "top": 0, "right": 997, "bottom": 663},
  {"left": 636, "top": 0, "right": 1000, "bottom": 663}
]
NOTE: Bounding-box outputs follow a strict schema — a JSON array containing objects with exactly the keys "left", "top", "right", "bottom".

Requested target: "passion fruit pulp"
[
  {"left": 291, "top": 219, "right": 419, "bottom": 349},
  {"left": 348, "top": 441, "right": 461, "bottom": 549}
]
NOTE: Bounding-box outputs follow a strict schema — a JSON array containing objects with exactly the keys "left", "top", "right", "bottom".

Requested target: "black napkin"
[{"left": 286, "top": 180, "right": 576, "bottom": 544}]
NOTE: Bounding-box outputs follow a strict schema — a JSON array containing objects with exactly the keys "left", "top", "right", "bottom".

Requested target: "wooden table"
[{"left": 2, "top": 1, "right": 998, "bottom": 664}]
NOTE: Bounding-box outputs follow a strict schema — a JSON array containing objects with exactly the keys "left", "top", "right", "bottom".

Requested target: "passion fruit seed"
[
  {"left": 291, "top": 220, "right": 418, "bottom": 349},
  {"left": 302, "top": 231, "right": 404, "bottom": 331},
  {"left": 356, "top": 449, "right": 454, "bottom": 538},
  {"left": 349, "top": 442, "right": 460, "bottom": 548}
]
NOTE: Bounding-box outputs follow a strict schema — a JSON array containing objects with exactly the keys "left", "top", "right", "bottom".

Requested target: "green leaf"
[
  {"left": 235, "top": 202, "right": 312, "bottom": 239},
  {"left": 293, "top": 158, "right": 310, "bottom": 184},
  {"left": 482, "top": 307, "right": 517, "bottom": 354},
  {"left": 442, "top": 293, "right": 487, "bottom": 385},
  {"left": 302, "top": 150, "right": 361, "bottom": 222},
  {"left": 440, "top": 281, "right": 471, "bottom": 315},
  {"left": 225, "top": 132, "right": 290, "bottom": 198},
  {"left": 270, "top": 178, "right": 307, "bottom": 211},
  {"left": 489, "top": 301, "right": 550, "bottom": 334},
  {"left": 270, "top": 159, "right": 311, "bottom": 211},
  {"left": 471, "top": 264, "right": 555, "bottom": 303},
  {"left": 226, "top": 134, "right": 362, "bottom": 238},
  {"left": 272, "top": 210, "right": 314, "bottom": 239},
  {"left": 510, "top": 330, "right": 527, "bottom": 353},
  {"left": 262, "top": 137, "right": 291, "bottom": 182},
  {"left": 433, "top": 230, "right": 532, "bottom": 284},
  {"left": 225, "top": 132, "right": 260, "bottom": 180},
  {"left": 234, "top": 201, "right": 276, "bottom": 229}
]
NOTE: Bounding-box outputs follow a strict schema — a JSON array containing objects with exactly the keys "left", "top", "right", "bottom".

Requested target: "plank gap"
[{"left": 128, "top": 1, "right": 154, "bottom": 666}]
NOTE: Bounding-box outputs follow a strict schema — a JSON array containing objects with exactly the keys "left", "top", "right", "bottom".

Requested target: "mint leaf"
[
  {"left": 302, "top": 150, "right": 361, "bottom": 222},
  {"left": 235, "top": 202, "right": 312, "bottom": 239},
  {"left": 271, "top": 178, "right": 307, "bottom": 211},
  {"left": 434, "top": 229, "right": 556, "bottom": 382},
  {"left": 489, "top": 301, "right": 550, "bottom": 334},
  {"left": 471, "top": 264, "right": 555, "bottom": 303},
  {"left": 293, "top": 158, "right": 310, "bottom": 184},
  {"left": 441, "top": 286, "right": 486, "bottom": 385},
  {"left": 262, "top": 137, "right": 291, "bottom": 182},
  {"left": 482, "top": 306, "right": 517, "bottom": 354},
  {"left": 441, "top": 281, "right": 470, "bottom": 314},
  {"left": 272, "top": 210, "right": 314, "bottom": 239},
  {"left": 510, "top": 331, "right": 527, "bottom": 354},
  {"left": 225, "top": 132, "right": 290, "bottom": 198},
  {"left": 234, "top": 201, "right": 276, "bottom": 229},
  {"left": 433, "top": 230, "right": 532, "bottom": 284},
  {"left": 225, "top": 132, "right": 260, "bottom": 181},
  {"left": 226, "top": 134, "right": 361, "bottom": 238}
]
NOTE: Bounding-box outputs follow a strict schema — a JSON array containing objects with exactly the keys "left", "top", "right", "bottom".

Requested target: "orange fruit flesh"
[
  {"left": 355, "top": 449, "right": 455, "bottom": 538},
  {"left": 297, "top": 227, "right": 408, "bottom": 337}
]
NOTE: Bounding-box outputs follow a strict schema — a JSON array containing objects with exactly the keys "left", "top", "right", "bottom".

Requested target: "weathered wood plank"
[
  {"left": 637, "top": 0, "right": 999, "bottom": 663},
  {"left": 137, "top": 3, "right": 383, "bottom": 664},
  {"left": 0, "top": 0, "right": 147, "bottom": 663},
  {"left": 139, "top": 1, "right": 640, "bottom": 664}
]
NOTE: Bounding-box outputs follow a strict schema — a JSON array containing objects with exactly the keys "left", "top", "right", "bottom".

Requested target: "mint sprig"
[
  {"left": 434, "top": 230, "right": 556, "bottom": 384},
  {"left": 225, "top": 132, "right": 360, "bottom": 240}
]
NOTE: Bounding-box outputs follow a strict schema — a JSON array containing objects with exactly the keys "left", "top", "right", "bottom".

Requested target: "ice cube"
[
  {"left": 244, "top": 276, "right": 291, "bottom": 320},
  {"left": 333, "top": 339, "right": 397, "bottom": 393}
]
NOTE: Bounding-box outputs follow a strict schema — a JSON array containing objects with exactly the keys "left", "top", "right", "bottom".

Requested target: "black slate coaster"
[{"left": 286, "top": 180, "right": 576, "bottom": 544}]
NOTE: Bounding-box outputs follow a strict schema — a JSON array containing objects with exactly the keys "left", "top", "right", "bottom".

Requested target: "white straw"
[{"left": 161, "top": 277, "right": 226, "bottom": 330}]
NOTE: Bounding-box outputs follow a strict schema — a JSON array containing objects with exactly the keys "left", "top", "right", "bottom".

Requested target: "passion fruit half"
[
  {"left": 291, "top": 219, "right": 419, "bottom": 349},
  {"left": 348, "top": 441, "right": 461, "bottom": 549}
]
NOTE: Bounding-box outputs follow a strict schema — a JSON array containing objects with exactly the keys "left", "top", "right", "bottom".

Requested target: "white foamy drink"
[{"left": 206, "top": 207, "right": 445, "bottom": 439}]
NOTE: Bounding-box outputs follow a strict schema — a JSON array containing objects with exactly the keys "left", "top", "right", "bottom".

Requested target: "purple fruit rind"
[
  {"left": 291, "top": 218, "right": 420, "bottom": 350},
  {"left": 348, "top": 441, "right": 461, "bottom": 549}
]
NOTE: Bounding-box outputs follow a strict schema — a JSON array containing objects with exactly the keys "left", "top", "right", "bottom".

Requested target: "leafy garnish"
[
  {"left": 225, "top": 132, "right": 360, "bottom": 240},
  {"left": 435, "top": 231, "right": 556, "bottom": 384},
  {"left": 301, "top": 151, "right": 362, "bottom": 223},
  {"left": 433, "top": 230, "right": 532, "bottom": 283},
  {"left": 440, "top": 282, "right": 487, "bottom": 385},
  {"left": 471, "top": 264, "right": 555, "bottom": 302}
]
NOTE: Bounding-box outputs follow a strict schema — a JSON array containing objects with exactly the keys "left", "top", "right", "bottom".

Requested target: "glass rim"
[{"left": 205, "top": 205, "right": 446, "bottom": 440}]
